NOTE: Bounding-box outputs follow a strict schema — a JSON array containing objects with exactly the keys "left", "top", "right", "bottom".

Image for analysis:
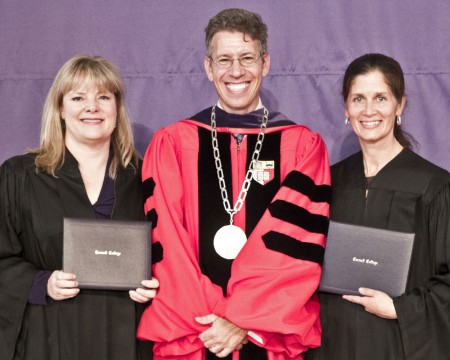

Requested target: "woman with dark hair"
[
  {"left": 0, "top": 54, "right": 158, "bottom": 360},
  {"left": 307, "top": 53, "right": 450, "bottom": 359}
]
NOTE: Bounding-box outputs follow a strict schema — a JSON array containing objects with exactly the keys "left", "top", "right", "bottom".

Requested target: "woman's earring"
[
  {"left": 396, "top": 115, "right": 402, "bottom": 126},
  {"left": 345, "top": 117, "right": 350, "bottom": 126}
]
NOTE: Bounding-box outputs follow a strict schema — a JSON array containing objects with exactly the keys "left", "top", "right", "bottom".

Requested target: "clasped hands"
[
  {"left": 47, "top": 270, "right": 159, "bottom": 303},
  {"left": 343, "top": 287, "right": 397, "bottom": 319},
  {"left": 193, "top": 288, "right": 395, "bottom": 358},
  {"left": 196, "top": 314, "right": 248, "bottom": 358}
]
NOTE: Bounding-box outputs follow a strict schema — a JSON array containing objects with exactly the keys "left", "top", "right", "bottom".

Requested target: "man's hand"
[
  {"left": 129, "top": 277, "right": 159, "bottom": 303},
  {"left": 196, "top": 314, "right": 248, "bottom": 357}
]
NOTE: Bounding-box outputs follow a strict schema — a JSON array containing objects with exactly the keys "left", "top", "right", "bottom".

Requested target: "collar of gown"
[{"left": 190, "top": 106, "right": 295, "bottom": 129}]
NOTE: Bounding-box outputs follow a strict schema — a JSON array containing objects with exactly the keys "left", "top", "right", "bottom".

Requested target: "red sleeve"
[
  {"left": 213, "top": 129, "right": 331, "bottom": 358},
  {"left": 137, "top": 125, "right": 223, "bottom": 358}
]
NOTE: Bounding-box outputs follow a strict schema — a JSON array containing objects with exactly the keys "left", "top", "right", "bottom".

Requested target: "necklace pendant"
[{"left": 213, "top": 224, "right": 247, "bottom": 259}]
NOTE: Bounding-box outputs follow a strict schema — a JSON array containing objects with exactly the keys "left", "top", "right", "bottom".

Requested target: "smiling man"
[
  {"left": 204, "top": 29, "right": 269, "bottom": 114},
  {"left": 138, "top": 8, "right": 331, "bottom": 360}
]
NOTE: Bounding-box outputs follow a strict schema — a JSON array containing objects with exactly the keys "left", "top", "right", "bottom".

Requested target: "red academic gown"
[{"left": 138, "top": 107, "right": 331, "bottom": 359}]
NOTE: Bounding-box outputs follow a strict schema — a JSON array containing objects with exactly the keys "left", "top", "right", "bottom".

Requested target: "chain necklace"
[{"left": 210, "top": 105, "right": 269, "bottom": 259}]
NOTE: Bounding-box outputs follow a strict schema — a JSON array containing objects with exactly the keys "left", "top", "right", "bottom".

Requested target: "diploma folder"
[
  {"left": 319, "top": 221, "right": 414, "bottom": 297},
  {"left": 63, "top": 218, "right": 152, "bottom": 290}
]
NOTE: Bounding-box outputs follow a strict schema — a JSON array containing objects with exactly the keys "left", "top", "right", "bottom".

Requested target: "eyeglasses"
[{"left": 209, "top": 54, "right": 263, "bottom": 69}]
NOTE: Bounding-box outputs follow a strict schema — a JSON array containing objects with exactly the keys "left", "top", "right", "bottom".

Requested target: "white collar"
[{"left": 216, "top": 98, "right": 263, "bottom": 112}]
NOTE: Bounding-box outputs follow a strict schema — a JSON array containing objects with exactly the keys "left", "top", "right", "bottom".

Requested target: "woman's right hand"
[{"left": 47, "top": 270, "right": 80, "bottom": 300}]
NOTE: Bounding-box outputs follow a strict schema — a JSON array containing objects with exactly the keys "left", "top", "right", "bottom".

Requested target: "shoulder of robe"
[{"left": 1, "top": 153, "right": 36, "bottom": 174}]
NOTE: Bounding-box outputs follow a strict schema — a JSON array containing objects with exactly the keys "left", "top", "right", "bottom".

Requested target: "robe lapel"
[
  {"left": 111, "top": 161, "right": 144, "bottom": 221},
  {"left": 55, "top": 150, "right": 96, "bottom": 219}
]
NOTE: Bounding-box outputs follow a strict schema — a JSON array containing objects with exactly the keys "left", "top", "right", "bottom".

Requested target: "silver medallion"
[{"left": 213, "top": 225, "right": 247, "bottom": 259}]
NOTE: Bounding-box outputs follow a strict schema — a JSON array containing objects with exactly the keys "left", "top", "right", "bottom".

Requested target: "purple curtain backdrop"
[{"left": 1, "top": 0, "right": 449, "bottom": 169}]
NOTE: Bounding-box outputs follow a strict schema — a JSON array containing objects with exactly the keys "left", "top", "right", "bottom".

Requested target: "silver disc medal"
[{"left": 213, "top": 224, "right": 247, "bottom": 259}]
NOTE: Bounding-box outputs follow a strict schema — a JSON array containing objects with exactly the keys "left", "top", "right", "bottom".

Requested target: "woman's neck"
[
  {"left": 66, "top": 139, "right": 111, "bottom": 166},
  {"left": 66, "top": 140, "right": 111, "bottom": 204},
  {"left": 360, "top": 139, "right": 403, "bottom": 177}
]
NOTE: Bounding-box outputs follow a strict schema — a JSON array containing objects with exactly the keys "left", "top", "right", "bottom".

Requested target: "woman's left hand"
[
  {"left": 129, "top": 277, "right": 159, "bottom": 303},
  {"left": 343, "top": 287, "right": 397, "bottom": 319}
]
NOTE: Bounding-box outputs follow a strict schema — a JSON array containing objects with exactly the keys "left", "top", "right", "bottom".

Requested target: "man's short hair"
[{"left": 205, "top": 8, "right": 268, "bottom": 57}]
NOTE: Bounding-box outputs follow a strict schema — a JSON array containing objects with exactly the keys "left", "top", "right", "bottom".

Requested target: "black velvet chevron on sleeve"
[
  {"left": 262, "top": 231, "right": 325, "bottom": 264},
  {"left": 142, "top": 177, "right": 156, "bottom": 202},
  {"left": 282, "top": 171, "right": 331, "bottom": 204},
  {"left": 145, "top": 208, "right": 158, "bottom": 229},
  {"left": 268, "top": 199, "right": 329, "bottom": 235},
  {"left": 152, "top": 241, "right": 163, "bottom": 265}
]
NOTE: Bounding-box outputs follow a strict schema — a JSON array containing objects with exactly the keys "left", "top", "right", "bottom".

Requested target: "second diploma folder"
[{"left": 319, "top": 221, "right": 414, "bottom": 297}]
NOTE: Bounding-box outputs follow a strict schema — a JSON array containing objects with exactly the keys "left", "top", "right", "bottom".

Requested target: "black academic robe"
[
  {"left": 306, "top": 148, "right": 450, "bottom": 360},
  {"left": 0, "top": 151, "right": 153, "bottom": 360}
]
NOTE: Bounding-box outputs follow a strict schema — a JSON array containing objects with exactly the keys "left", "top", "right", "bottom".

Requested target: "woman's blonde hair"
[{"left": 33, "top": 54, "right": 139, "bottom": 177}]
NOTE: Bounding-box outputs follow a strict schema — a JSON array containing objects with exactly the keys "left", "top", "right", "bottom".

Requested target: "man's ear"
[
  {"left": 204, "top": 57, "right": 214, "bottom": 82},
  {"left": 262, "top": 52, "right": 271, "bottom": 77}
]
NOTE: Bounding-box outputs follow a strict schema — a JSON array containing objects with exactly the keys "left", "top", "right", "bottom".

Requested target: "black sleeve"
[
  {"left": 394, "top": 175, "right": 450, "bottom": 359},
  {"left": 0, "top": 160, "right": 40, "bottom": 358}
]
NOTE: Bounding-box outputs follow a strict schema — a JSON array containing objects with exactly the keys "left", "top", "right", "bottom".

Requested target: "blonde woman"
[{"left": 0, "top": 55, "right": 158, "bottom": 360}]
